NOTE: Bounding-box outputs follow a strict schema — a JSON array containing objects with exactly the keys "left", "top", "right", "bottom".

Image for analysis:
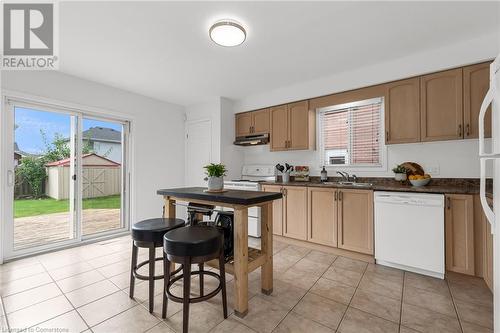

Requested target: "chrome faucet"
[{"left": 336, "top": 171, "right": 350, "bottom": 181}]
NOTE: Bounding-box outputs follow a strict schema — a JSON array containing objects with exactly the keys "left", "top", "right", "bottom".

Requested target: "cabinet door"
[
  {"left": 252, "top": 108, "right": 270, "bottom": 135},
  {"left": 308, "top": 187, "right": 337, "bottom": 247},
  {"left": 337, "top": 189, "right": 373, "bottom": 254},
  {"left": 421, "top": 68, "right": 463, "bottom": 141},
  {"left": 235, "top": 113, "right": 252, "bottom": 137},
  {"left": 385, "top": 78, "right": 420, "bottom": 144},
  {"left": 270, "top": 105, "right": 289, "bottom": 151},
  {"left": 283, "top": 186, "right": 308, "bottom": 240},
  {"left": 483, "top": 198, "right": 493, "bottom": 291},
  {"left": 463, "top": 62, "right": 491, "bottom": 139},
  {"left": 288, "top": 100, "right": 310, "bottom": 150},
  {"left": 445, "top": 194, "right": 475, "bottom": 275},
  {"left": 262, "top": 185, "right": 283, "bottom": 236}
]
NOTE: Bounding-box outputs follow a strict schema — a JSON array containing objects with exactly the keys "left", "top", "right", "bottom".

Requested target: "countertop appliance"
[
  {"left": 222, "top": 165, "right": 275, "bottom": 237},
  {"left": 479, "top": 53, "right": 500, "bottom": 329},
  {"left": 374, "top": 191, "right": 445, "bottom": 279}
]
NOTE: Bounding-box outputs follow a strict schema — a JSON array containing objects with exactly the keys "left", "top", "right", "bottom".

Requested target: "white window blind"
[{"left": 319, "top": 97, "right": 383, "bottom": 167}]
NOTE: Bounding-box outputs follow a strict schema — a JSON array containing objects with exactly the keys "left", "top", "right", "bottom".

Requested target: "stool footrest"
[
  {"left": 133, "top": 258, "right": 184, "bottom": 281},
  {"left": 166, "top": 270, "right": 222, "bottom": 304}
]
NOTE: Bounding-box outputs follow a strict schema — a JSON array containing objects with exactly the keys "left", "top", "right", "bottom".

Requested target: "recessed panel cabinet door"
[
  {"left": 270, "top": 105, "right": 289, "bottom": 151},
  {"left": 484, "top": 214, "right": 493, "bottom": 291},
  {"left": 288, "top": 101, "right": 310, "bottom": 150},
  {"left": 262, "top": 185, "right": 283, "bottom": 236},
  {"left": 235, "top": 113, "right": 252, "bottom": 137},
  {"left": 463, "top": 62, "right": 491, "bottom": 139},
  {"left": 308, "top": 187, "right": 337, "bottom": 247},
  {"left": 283, "top": 186, "right": 308, "bottom": 240},
  {"left": 337, "top": 189, "right": 374, "bottom": 255},
  {"left": 385, "top": 77, "right": 420, "bottom": 144},
  {"left": 421, "top": 68, "right": 463, "bottom": 141},
  {"left": 445, "top": 194, "right": 475, "bottom": 275},
  {"left": 252, "top": 108, "right": 270, "bottom": 135}
]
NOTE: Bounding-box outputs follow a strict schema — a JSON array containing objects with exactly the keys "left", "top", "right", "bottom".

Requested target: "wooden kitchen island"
[{"left": 157, "top": 187, "right": 282, "bottom": 317}]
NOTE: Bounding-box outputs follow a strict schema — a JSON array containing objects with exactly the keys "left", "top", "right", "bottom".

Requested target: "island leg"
[
  {"left": 261, "top": 202, "right": 273, "bottom": 295},
  {"left": 233, "top": 207, "right": 249, "bottom": 317},
  {"left": 163, "top": 197, "right": 176, "bottom": 218}
]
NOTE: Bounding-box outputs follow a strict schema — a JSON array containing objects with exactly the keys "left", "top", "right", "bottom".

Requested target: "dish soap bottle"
[{"left": 320, "top": 166, "right": 328, "bottom": 182}]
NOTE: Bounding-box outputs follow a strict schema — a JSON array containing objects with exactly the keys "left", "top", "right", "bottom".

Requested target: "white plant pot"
[
  {"left": 207, "top": 176, "right": 224, "bottom": 191},
  {"left": 394, "top": 173, "right": 407, "bottom": 181}
]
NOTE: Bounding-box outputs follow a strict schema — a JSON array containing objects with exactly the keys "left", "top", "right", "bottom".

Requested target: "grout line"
[
  {"left": 399, "top": 272, "right": 406, "bottom": 332},
  {"left": 446, "top": 276, "right": 465, "bottom": 333},
  {"left": 0, "top": 296, "right": 11, "bottom": 333}
]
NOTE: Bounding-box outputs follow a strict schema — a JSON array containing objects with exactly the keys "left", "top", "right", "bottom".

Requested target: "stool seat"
[
  {"left": 164, "top": 226, "right": 222, "bottom": 258},
  {"left": 132, "top": 218, "right": 185, "bottom": 245}
]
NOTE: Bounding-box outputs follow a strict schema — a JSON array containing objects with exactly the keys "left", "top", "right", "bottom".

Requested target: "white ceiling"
[{"left": 59, "top": 1, "right": 499, "bottom": 106}]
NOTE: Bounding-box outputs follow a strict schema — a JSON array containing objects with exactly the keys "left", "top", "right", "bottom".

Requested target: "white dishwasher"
[{"left": 374, "top": 191, "right": 445, "bottom": 279}]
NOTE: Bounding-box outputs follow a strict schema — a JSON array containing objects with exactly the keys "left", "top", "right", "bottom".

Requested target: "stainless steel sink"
[{"left": 322, "top": 181, "right": 373, "bottom": 187}]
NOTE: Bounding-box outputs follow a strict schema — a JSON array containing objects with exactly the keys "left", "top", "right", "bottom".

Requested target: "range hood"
[{"left": 233, "top": 133, "right": 269, "bottom": 146}]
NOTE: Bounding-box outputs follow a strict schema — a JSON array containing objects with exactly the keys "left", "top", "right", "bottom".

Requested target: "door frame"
[
  {"left": 184, "top": 118, "right": 212, "bottom": 186},
  {"left": 0, "top": 90, "right": 133, "bottom": 261}
]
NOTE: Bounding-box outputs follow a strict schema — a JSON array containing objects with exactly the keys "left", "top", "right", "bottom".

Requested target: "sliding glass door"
[{"left": 3, "top": 98, "right": 130, "bottom": 259}]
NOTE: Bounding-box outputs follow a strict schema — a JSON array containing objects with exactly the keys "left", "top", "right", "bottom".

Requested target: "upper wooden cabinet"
[
  {"left": 445, "top": 194, "right": 475, "bottom": 275},
  {"left": 421, "top": 68, "right": 463, "bottom": 142},
  {"left": 385, "top": 78, "right": 421, "bottom": 144},
  {"left": 235, "top": 108, "right": 270, "bottom": 137},
  {"left": 270, "top": 101, "right": 315, "bottom": 151},
  {"left": 261, "top": 185, "right": 283, "bottom": 236},
  {"left": 463, "top": 62, "right": 491, "bottom": 139},
  {"left": 337, "top": 189, "right": 374, "bottom": 255},
  {"left": 308, "top": 187, "right": 337, "bottom": 247}
]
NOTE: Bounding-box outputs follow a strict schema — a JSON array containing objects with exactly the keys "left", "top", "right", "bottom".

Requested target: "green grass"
[{"left": 14, "top": 195, "right": 121, "bottom": 218}]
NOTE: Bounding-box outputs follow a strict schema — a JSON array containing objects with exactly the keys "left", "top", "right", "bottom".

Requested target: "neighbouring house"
[
  {"left": 14, "top": 152, "right": 21, "bottom": 167},
  {"left": 45, "top": 153, "right": 121, "bottom": 200},
  {"left": 14, "top": 142, "right": 41, "bottom": 160},
  {"left": 81, "top": 127, "right": 122, "bottom": 163}
]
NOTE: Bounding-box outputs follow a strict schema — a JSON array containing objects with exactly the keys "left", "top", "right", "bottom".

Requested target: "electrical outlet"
[{"left": 426, "top": 165, "right": 440, "bottom": 175}]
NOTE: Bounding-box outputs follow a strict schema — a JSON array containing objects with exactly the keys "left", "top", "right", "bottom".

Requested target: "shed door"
[{"left": 82, "top": 168, "right": 106, "bottom": 198}]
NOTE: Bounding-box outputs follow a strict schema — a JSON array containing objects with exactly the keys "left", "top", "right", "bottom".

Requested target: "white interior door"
[{"left": 185, "top": 119, "right": 212, "bottom": 187}]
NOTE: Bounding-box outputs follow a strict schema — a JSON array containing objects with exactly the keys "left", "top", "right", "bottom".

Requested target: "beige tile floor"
[{"left": 0, "top": 235, "right": 494, "bottom": 333}]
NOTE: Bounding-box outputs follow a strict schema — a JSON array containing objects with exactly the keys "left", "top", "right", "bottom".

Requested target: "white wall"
[
  {"left": 234, "top": 32, "right": 499, "bottom": 178},
  {"left": 1, "top": 70, "right": 186, "bottom": 221}
]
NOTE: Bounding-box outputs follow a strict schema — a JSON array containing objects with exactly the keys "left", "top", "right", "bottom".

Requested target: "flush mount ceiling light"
[{"left": 209, "top": 20, "right": 246, "bottom": 47}]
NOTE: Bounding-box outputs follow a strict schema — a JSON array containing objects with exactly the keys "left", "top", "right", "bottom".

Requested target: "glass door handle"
[{"left": 7, "top": 170, "right": 14, "bottom": 186}]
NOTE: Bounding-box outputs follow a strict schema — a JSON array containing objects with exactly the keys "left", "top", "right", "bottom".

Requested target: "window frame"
[{"left": 316, "top": 96, "right": 387, "bottom": 172}]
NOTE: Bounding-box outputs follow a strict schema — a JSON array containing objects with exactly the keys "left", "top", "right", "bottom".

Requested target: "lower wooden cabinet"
[
  {"left": 337, "top": 189, "right": 374, "bottom": 255},
  {"left": 283, "top": 186, "right": 308, "bottom": 240},
  {"left": 308, "top": 187, "right": 337, "bottom": 247},
  {"left": 445, "top": 194, "right": 475, "bottom": 275},
  {"left": 482, "top": 197, "right": 494, "bottom": 291},
  {"left": 261, "top": 185, "right": 283, "bottom": 236}
]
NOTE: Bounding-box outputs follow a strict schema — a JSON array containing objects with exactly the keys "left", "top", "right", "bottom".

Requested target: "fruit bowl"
[{"left": 409, "top": 178, "right": 431, "bottom": 187}]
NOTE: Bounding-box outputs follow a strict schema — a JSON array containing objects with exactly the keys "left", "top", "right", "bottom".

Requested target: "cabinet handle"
[
  {"left": 458, "top": 124, "right": 463, "bottom": 137},
  {"left": 466, "top": 124, "right": 470, "bottom": 137},
  {"left": 339, "top": 191, "right": 342, "bottom": 201},
  {"left": 446, "top": 197, "right": 451, "bottom": 209},
  {"left": 386, "top": 131, "right": 389, "bottom": 142},
  {"left": 334, "top": 191, "right": 337, "bottom": 201}
]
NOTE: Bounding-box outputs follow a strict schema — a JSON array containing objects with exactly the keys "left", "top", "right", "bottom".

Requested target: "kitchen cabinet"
[
  {"left": 445, "top": 194, "right": 475, "bottom": 275},
  {"left": 235, "top": 108, "right": 270, "bottom": 137},
  {"left": 484, "top": 215, "right": 493, "bottom": 291},
  {"left": 270, "top": 101, "right": 315, "bottom": 151},
  {"left": 385, "top": 77, "right": 421, "bottom": 144},
  {"left": 337, "top": 189, "right": 374, "bottom": 255},
  {"left": 308, "top": 187, "right": 337, "bottom": 247},
  {"left": 283, "top": 186, "right": 308, "bottom": 240},
  {"left": 261, "top": 185, "right": 283, "bottom": 236},
  {"left": 463, "top": 62, "right": 491, "bottom": 139},
  {"left": 421, "top": 68, "right": 463, "bottom": 142}
]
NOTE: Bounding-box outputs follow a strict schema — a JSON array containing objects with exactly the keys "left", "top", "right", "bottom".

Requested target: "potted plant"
[
  {"left": 392, "top": 164, "right": 408, "bottom": 181},
  {"left": 204, "top": 163, "right": 227, "bottom": 191}
]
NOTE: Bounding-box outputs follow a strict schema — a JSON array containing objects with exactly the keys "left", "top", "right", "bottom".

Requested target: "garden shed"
[{"left": 45, "top": 153, "right": 121, "bottom": 200}]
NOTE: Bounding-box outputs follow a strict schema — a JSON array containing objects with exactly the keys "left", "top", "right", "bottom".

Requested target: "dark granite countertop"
[
  {"left": 261, "top": 177, "right": 492, "bottom": 197},
  {"left": 157, "top": 187, "right": 282, "bottom": 206}
]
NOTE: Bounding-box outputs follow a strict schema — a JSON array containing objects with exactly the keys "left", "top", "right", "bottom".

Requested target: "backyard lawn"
[{"left": 14, "top": 195, "right": 121, "bottom": 218}]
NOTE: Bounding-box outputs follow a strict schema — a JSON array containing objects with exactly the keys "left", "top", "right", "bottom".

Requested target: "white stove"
[{"left": 222, "top": 165, "right": 275, "bottom": 237}]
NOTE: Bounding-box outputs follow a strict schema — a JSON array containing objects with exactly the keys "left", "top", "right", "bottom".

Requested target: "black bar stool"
[
  {"left": 130, "top": 218, "right": 185, "bottom": 313},
  {"left": 162, "top": 226, "right": 228, "bottom": 333}
]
